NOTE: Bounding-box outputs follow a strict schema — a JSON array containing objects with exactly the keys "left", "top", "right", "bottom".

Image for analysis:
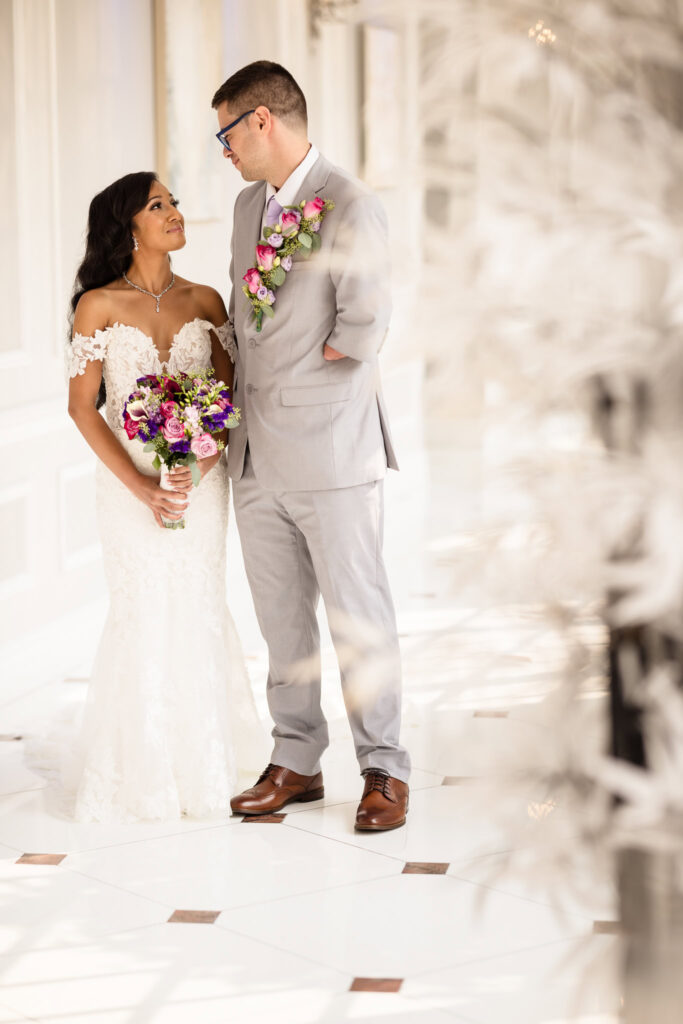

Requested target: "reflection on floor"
[{"left": 0, "top": 418, "right": 620, "bottom": 1023}]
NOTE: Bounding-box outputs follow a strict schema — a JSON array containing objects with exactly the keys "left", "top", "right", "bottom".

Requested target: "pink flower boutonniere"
[{"left": 242, "top": 197, "right": 335, "bottom": 332}]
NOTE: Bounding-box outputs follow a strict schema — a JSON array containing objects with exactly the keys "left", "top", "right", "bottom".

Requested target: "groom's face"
[{"left": 216, "top": 102, "right": 265, "bottom": 182}]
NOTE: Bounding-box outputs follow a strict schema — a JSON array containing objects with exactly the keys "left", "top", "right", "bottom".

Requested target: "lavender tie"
[{"left": 265, "top": 195, "right": 283, "bottom": 227}]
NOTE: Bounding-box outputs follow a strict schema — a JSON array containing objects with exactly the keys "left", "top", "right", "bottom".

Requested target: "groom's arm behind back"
[{"left": 325, "top": 191, "right": 392, "bottom": 366}]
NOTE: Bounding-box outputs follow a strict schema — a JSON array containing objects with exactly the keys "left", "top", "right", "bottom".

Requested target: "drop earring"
[{"left": 132, "top": 236, "right": 139, "bottom": 251}]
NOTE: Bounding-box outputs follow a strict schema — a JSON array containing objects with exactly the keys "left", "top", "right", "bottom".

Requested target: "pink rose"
[
  {"left": 302, "top": 197, "right": 325, "bottom": 219},
  {"left": 243, "top": 268, "right": 262, "bottom": 294},
  {"left": 256, "top": 244, "right": 277, "bottom": 272},
  {"left": 160, "top": 401, "right": 178, "bottom": 419},
  {"left": 190, "top": 433, "right": 218, "bottom": 459},
  {"left": 280, "top": 210, "right": 301, "bottom": 235},
  {"left": 162, "top": 416, "right": 185, "bottom": 441}
]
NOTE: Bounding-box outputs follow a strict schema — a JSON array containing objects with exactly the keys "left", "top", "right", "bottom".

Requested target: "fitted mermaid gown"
[{"left": 65, "top": 318, "right": 266, "bottom": 822}]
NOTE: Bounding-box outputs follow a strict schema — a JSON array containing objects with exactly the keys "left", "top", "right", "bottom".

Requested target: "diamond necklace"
[{"left": 123, "top": 271, "right": 175, "bottom": 313}]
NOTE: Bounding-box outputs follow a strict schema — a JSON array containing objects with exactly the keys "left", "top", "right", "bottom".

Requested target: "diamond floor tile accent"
[
  {"left": 403, "top": 862, "right": 450, "bottom": 875},
  {"left": 593, "top": 920, "right": 622, "bottom": 934},
  {"left": 473, "top": 710, "right": 509, "bottom": 718},
  {"left": 168, "top": 910, "right": 221, "bottom": 924},
  {"left": 0, "top": 735, "right": 22, "bottom": 742},
  {"left": 350, "top": 978, "right": 403, "bottom": 993},
  {"left": 16, "top": 853, "right": 65, "bottom": 865},
  {"left": 441, "top": 776, "right": 474, "bottom": 785},
  {"left": 241, "top": 813, "right": 287, "bottom": 823}
]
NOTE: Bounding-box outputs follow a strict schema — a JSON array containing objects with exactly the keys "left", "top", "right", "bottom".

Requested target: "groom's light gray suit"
[{"left": 227, "top": 152, "right": 411, "bottom": 783}]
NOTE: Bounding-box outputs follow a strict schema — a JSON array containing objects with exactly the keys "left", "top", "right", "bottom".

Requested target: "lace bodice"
[{"left": 67, "top": 318, "right": 236, "bottom": 436}]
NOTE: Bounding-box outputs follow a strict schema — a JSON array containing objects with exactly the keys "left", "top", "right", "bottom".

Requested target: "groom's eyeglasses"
[{"left": 216, "top": 109, "right": 255, "bottom": 152}]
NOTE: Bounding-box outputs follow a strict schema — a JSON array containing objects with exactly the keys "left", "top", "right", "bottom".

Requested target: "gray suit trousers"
[{"left": 233, "top": 454, "right": 411, "bottom": 783}]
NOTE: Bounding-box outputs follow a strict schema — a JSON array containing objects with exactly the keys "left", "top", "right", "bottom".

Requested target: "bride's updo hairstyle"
[{"left": 69, "top": 171, "right": 157, "bottom": 407}]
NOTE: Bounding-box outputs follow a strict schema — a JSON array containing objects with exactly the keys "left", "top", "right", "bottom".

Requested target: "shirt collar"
[{"left": 265, "top": 144, "right": 320, "bottom": 209}]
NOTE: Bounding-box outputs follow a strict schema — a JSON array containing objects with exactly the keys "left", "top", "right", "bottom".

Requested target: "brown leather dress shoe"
[
  {"left": 230, "top": 763, "right": 325, "bottom": 816},
  {"left": 355, "top": 771, "right": 409, "bottom": 832}
]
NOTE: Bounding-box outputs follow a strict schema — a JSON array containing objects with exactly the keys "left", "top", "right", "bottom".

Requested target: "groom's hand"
[{"left": 324, "top": 344, "right": 347, "bottom": 361}]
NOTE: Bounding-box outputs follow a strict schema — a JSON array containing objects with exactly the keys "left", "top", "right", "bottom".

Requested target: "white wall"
[{"left": 0, "top": 0, "right": 156, "bottom": 647}]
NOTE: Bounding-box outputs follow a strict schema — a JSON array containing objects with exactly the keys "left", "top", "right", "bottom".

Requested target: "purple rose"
[
  {"left": 281, "top": 255, "right": 293, "bottom": 272},
  {"left": 269, "top": 232, "right": 284, "bottom": 248},
  {"left": 266, "top": 290, "right": 275, "bottom": 305},
  {"left": 257, "top": 286, "right": 268, "bottom": 300},
  {"left": 311, "top": 221, "right": 321, "bottom": 233}
]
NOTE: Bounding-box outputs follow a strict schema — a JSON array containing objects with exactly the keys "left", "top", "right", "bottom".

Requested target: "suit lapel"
[{"left": 239, "top": 182, "right": 267, "bottom": 274}]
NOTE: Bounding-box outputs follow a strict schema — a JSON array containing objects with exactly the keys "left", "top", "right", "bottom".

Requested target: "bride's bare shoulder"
[{"left": 73, "top": 284, "right": 119, "bottom": 336}]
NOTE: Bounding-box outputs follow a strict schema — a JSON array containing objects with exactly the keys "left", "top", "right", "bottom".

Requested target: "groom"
[{"left": 212, "top": 61, "right": 410, "bottom": 831}]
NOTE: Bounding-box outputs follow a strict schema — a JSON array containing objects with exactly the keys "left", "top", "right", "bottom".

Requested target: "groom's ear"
[{"left": 253, "top": 105, "right": 272, "bottom": 134}]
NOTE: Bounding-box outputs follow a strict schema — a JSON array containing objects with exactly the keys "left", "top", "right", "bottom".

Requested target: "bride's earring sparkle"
[{"left": 132, "top": 236, "right": 139, "bottom": 252}]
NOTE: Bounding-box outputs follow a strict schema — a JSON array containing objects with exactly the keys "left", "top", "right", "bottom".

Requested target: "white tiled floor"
[{"left": 0, "top": 420, "right": 620, "bottom": 1023}]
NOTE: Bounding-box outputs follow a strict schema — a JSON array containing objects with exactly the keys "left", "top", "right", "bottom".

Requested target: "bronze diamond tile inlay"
[
  {"left": 593, "top": 920, "right": 622, "bottom": 934},
  {"left": 168, "top": 910, "right": 220, "bottom": 924},
  {"left": 17, "top": 854, "right": 66, "bottom": 866},
  {"left": 403, "top": 862, "right": 450, "bottom": 875},
  {"left": 350, "top": 978, "right": 403, "bottom": 993},
  {"left": 242, "top": 813, "right": 286, "bottom": 823},
  {"left": 442, "top": 776, "right": 474, "bottom": 786},
  {"left": 0, "top": 734, "right": 22, "bottom": 742},
  {"left": 473, "top": 710, "right": 509, "bottom": 718}
]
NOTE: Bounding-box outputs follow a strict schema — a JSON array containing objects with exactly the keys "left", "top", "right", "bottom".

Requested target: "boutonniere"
[{"left": 242, "top": 196, "right": 335, "bottom": 332}]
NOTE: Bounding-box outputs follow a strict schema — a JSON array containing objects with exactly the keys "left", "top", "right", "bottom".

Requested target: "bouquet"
[{"left": 122, "top": 370, "right": 240, "bottom": 529}]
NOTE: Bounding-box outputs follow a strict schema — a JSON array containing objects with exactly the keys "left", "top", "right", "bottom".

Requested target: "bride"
[{"left": 66, "top": 170, "right": 265, "bottom": 822}]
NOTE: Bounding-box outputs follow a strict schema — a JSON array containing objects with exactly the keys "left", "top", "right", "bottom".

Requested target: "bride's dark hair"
[{"left": 69, "top": 170, "right": 159, "bottom": 407}]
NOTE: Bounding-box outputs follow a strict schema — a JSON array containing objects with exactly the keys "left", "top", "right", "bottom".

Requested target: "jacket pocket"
[{"left": 280, "top": 382, "right": 353, "bottom": 406}]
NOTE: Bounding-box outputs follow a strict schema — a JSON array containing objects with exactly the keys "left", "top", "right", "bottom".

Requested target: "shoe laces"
[
  {"left": 256, "top": 763, "right": 277, "bottom": 785},
  {"left": 365, "top": 771, "right": 391, "bottom": 797}
]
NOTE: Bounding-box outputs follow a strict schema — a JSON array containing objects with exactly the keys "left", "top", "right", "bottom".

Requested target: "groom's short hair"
[{"left": 212, "top": 61, "right": 307, "bottom": 129}]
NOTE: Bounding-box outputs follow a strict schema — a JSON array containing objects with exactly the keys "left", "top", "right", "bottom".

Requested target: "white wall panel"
[
  {"left": 0, "top": 484, "right": 30, "bottom": 593},
  {"left": 0, "top": 0, "right": 156, "bottom": 646},
  {"left": 59, "top": 464, "right": 100, "bottom": 571}
]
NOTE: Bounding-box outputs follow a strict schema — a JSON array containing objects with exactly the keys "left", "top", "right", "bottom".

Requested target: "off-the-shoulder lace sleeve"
[
  {"left": 66, "top": 332, "right": 108, "bottom": 378},
  {"left": 214, "top": 321, "right": 237, "bottom": 364}
]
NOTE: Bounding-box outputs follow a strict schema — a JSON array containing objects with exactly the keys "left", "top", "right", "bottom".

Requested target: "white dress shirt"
[{"left": 261, "top": 143, "right": 320, "bottom": 233}]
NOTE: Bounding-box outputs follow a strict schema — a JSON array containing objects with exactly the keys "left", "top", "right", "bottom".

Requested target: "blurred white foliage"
[{"left": 346, "top": 0, "right": 683, "bottom": 894}]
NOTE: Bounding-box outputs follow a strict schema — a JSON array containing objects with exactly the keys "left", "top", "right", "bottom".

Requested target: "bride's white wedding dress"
[{"left": 63, "top": 317, "right": 267, "bottom": 822}]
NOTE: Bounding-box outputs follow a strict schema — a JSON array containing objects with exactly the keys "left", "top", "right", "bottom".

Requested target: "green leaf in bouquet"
[
  {"left": 311, "top": 231, "right": 322, "bottom": 252},
  {"left": 184, "top": 453, "right": 200, "bottom": 487},
  {"left": 271, "top": 266, "right": 286, "bottom": 287},
  {"left": 152, "top": 454, "right": 161, "bottom": 471},
  {"left": 299, "top": 231, "right": 312, "bottom": 249},
  {"left": 143, "top": 439, "right": 156, "bottom": 452},
  {"left": 261, "top": 303, "right": 275, "bottom": 318},
  {"left": 263, "top": 227, "right": 274, "bottom": 238}
]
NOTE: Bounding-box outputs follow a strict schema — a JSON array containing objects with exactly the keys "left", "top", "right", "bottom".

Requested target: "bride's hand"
[
  {"left": 132, "top": 474, "right": 188, "bottom": 529},
  {"left": 168, "top": 454, "right": 221, "bottom": 491}
]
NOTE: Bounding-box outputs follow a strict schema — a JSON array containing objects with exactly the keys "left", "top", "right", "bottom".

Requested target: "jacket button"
[
  {"left": 248, "top": 340, "right": 256, "bottom": 349},
  {"left": 246, "top": 383, "right": 254, "bottom": 394}
]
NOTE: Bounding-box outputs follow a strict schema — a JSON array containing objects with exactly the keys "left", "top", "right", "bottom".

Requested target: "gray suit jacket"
[{"left": 226, "top": 153, "right": 399, "bottom": 491}]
